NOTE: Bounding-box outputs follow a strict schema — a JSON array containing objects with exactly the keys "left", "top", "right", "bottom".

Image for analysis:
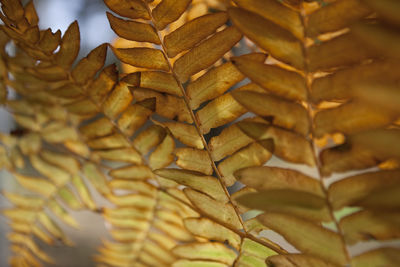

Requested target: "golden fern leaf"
[
  {"left": 0, "top": 1, "right": 196, "bottom": 266},
  {"left": 103, "top": 0, "right": 289, "bottom": 266},
  {"left": 1, "top": 0, "right": 399, "bottom": 266},
  {"left": 228, "top": 0, "right": 400, "bottom": 266}
]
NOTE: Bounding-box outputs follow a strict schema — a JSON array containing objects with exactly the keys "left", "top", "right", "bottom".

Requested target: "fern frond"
[
  {"left": 103, "top": 0, "right": 290, "bottom": 266},
  {"left": 229, "top": 0, "right": 400, "bottom": 266}
]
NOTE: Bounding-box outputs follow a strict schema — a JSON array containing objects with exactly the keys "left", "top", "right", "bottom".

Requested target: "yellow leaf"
[
  {"left": 104, "top": 0, "right": 149, "bottom": 20},
  {"left": 37, "top": 212, "right": 72, "bottom": 245},
  {"left": 196, "top": 83, "right": 264, "bottom": 135},
  {"left": 173, "top": 260, "right": 228, "bottom": 267},
  {"left": 95, "top": 148, "right": 142, "bottom": 164},
  {"left": 184, "top": 188, "right": 242, "bottom": 230},
  {"left": 133, "top": 88, "right": 193, "bottom": 123},
  {"left": 306, "top": 0, "right": 371, "bottom": 38},
  {"left": 164, "top": 12, "right": 228, "bottom": 58},
  {"left": 3, "top": 209, "right": 36, "bottom": 223},
  {"left": 48, "top": 199, "right": 79, "bottom": 228},
  {"left": 108, "top": 180, "right": 157, "bottom": 197},
  {"left": 173, "top": 242, "right": 236, "bottom": 265},
  {"left": 89, "top": 64, "right": 118, "bottom": 104},
  {"left": 163, "top": 122, "right": 203, "bottom": 149},
  {"left": 2, "top": 192, "right": 44, "bottom": 209},
  {"left": 232, "top": 91, "right": 310, "bottom": 136},
  {"left": 187, "top": 60, "right": 250, "bottom": 110},
  {"left": 103, "top": 82, "right": 133, "bottom": 119},
  {"left": 242, "top": 238, "right": 277, "bottom": 259},
  {"left": 235, "top": 166, "right": 323, "bottom": 196},
  {"left": 232, "top": 56, "right": 307, "bottom": 101},
  {"left": 14, "top": 173, "right": 57, "bottom": 198},
  {"left": 118, "top": 98, "right": 155, "bottom": 136},
  {"left": 149, "top": 134, "right": 175, "bottom": 169},
  {"left": 107, "top": 193, "right": 156, "bottom": 209},
  {"left": 258, "top": 212, "right": 347, "bottom": 266},
  {"left": 80, "top": 117, "right": 114, "bottom": 139},
  {"left": 362, "top": 0, "right": 400, "bottom": 26},
  {"left": 236, "top": 0, "right": 302, "bottom": 39},
  {"left": 175, "top": 147, "right": 213, "bottom": 175},
  {"left": 71, "top": 175, "right": 96, "bottom": 210},
  {"left": 329, "top": 170, "right": 400, "bottom": 210},
  {"left": 266, "top": 254, "right": 340, "bottom": 267},
  {"left": 320, "top": 129, "right": 400, "bottom": 175},
  {"left": 133, "top": 125, "right": 166, "bottom": 154},
  {"left": 173, "top": 26, "right": 242, "bottom": 82},
  {"left": 228, "top": 7, "right": 304, "bottom": 69},
  {"left": 352, "top": 22, "right": 400, "bottom": 59},
  {"left": 107, "top": 12, "right": 160, "bottom": 44},
  {"left": 308, "top": 32, "right": 379, "bottom": 72},
  {"left": 152, "top": 0, "right": 192, "bottom": 30},
  {"left": 112, "top": 47, "right": 169, "bottom": 71},
  {"left": 311, "top": 60, "right": 400, "bottom": 104},
  {"left": 155, "top": 169, "right": 228, "bottom": 202},
  {"left": 109, "top": 165, "right": 154, "bottom": 180},
  {"left": 83, "top": 163, "right": 110, "bottom": 195},
  {"left": 58, "top": 186, "right": 83, "bottom": 210},
  {"left": 340, "top": 210, "right": 400, "bottom": 245},
  {"left": 88, "top": 133, "right": 130, "bottom": 150},
  {"left": 55, "top": 21, "right": 80, "bottom": 67},
  {"left": 351, "top": 248, "right": 400, "bottom": 267},
  {"left": 72, "top": 43, "right": 107, "bottom": 85},
  {"left": 40, "top": 150, "right": 80, "bottom": 175},
  {"left": 218, "top": 141, "right": 272, "bottom": 186},
  {"left": 238, "top": 189, "right": 331, "bottom": 222},
  {"left": 209, "top": 123, "right": 253, "bottom": 162},
  {"left": 140, "top": 71, "right": 182, "bottom": 96},
  {"left": 184, "top": 217, "right": 241, "bottom": 250},
  {"left": 314, "top": 101, "right": 397, "bottom": 138},
  {"left": 8, "top": 233, "right": 54, "bottom": 264}
]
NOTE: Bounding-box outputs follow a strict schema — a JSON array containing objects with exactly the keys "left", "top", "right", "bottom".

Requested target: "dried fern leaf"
[
  {"left": 340, "top": 210, "right": 400, "bottom": 245},
  {"left": 237, "top": 189, "right": 331, "bottom": 221},
  {"left": 184, "top": 217, "right": 241, "bottom": 250},
  {"left": 306, "top": 0, "right": 371, "bottom": 38},
  {"left": 320, "top": 129, "right": 400, "bottom": 175},
  {"left": 218, "top": 141, "right": 272, "bottom": 186},
  {"left": 155, "top": 169, "right": 228, "bottom": 202},
  {"left": 107, "top": 12, "right": 160, "bottom": 44},
  {"left": 351, "top": 247, "right": 400, "bottom": 267},
  {"left": 162, "top": 121, "right": 203, "bottom": 149},
  {"left": 164, "top": 12, "right": 228, "bottom": 58},
  {"left": 228, "top": 7, "right": 304, "bottom": 69},
  {"left": 175, "top": 148, "right": 213, "bottom": 175},
  {"left": 266, "top": 254, "right": 340, "bottom": 267},
  {"left": 232, "top": 92, "right": 310, "bottom": 136},
  {"left": 329, "top": 170, "right": 400, "bottom": 210},
  {"left": 352, "top": 21, "right": 400, "bottom": 60},
  {"left": 235, "top": 166, "right": 324, "bottom": 196},
  {"left": 308, "top": 32, "right": 379, "bottom": 71},
  {"left": 314, "top": 101, "right": 397, "bottom": 137},
  {"left": 173, "top": 242, "right": 237, "bottom": 265},
  {"left": 112, "top": 47, "right": 169, "bottom": 71},
  {"left": 232, "top": 57, "right": 308, "bottom": 101},
  {"left": 104, "top": 0, "right": 149, "bottom": 20},
  {"left": 173, "top": 26, "right": 242, "bottom": 82},
  {"left": 311, "top": 59, "right": 400, "bottom": 104},
  {"left": 152, "top": 0, "right": 192, "bottom": 30},
  {"left": 234, "top": 0, "right": 303, "bottom": 39},
  {"left": 258, "top": 212, "right": 347, "bottom": 266},
  {"left": 184, "top": 188, "right": 242, "bottom": 229}
]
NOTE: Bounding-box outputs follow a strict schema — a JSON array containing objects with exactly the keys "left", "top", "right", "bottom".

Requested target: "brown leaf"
[
  {"left": 173, "top": 26, "right": 242, "bottom": 82},
  {"left": 164, "top": 12, "right": 228, "bottom": 58}
]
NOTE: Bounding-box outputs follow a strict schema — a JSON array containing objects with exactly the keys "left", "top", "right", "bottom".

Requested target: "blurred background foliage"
[{"left": 0, "top": 1, "right": 115, "bottom": 266}]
